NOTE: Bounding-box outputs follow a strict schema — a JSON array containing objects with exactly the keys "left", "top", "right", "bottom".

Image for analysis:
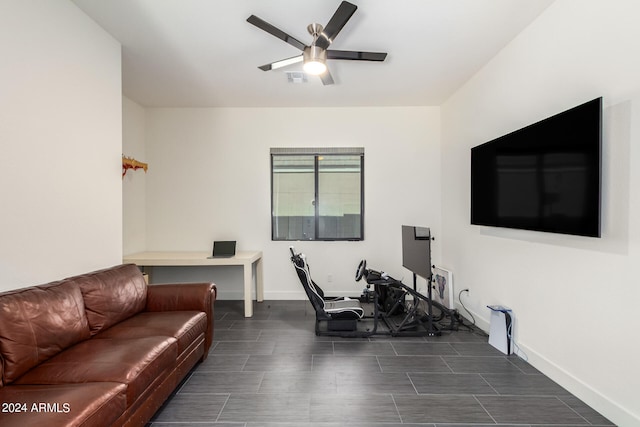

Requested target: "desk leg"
[
  {"left": 140, "top": 266, "right": 153, "bottom": 283},
  {"left": 244, "top": 262, "right": 253, "bottom": 318},
  {"left": 256, "top": 257, "right": 264, "bottom": 303}
]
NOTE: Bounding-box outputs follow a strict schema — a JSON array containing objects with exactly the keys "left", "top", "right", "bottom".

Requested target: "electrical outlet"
[{"left": 327, "top": 274, "right": 333, "bottom": 283}]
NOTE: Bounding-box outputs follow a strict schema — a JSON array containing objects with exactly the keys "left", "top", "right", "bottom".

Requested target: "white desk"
[{"left": 123, "top": 251, "right": 263, "bottom": 317}]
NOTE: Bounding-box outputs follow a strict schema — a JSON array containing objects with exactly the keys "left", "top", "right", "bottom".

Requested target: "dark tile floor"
[{"left": 149, "top": 300, "right": 614, "bottom": 426}]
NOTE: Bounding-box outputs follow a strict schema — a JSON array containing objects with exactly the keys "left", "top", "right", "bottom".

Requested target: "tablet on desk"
[{"left": 207, "top": 241, "right": 236, "bottom": 258}]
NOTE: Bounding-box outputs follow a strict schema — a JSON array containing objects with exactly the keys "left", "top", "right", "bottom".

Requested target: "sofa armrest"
[
  {"left": 146, "top": 283, "right": 216, "bottom": 312},
  {"left": 145, "top": 283, "right": 217, "bottom": 356}
]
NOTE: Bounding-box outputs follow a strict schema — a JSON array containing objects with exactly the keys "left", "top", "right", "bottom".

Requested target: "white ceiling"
[{"left": 71, "top": 0, "right": 553, "bottom": 108}]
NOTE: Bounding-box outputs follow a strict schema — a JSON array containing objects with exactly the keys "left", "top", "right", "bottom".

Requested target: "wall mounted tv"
[{"left": 471, "top": 97, "right": 602, "bottom": 237}]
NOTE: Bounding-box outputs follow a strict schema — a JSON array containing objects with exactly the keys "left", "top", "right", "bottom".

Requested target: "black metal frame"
[
  {"left": 271, "top": 151, "right": 364, "bottom": 241},
  {"left": 365, "top": 271, "right": 462, "bottom": 337}
]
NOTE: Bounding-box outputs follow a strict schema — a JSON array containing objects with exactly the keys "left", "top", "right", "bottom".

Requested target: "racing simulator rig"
[{"left": 289, "top": 225, "right": 466, "bottom": 337}]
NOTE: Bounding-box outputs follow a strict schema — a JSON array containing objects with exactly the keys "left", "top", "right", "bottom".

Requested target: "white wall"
[
  {"left": 0, "top": 0, "right": 122, "bottom": 291},
  {"left": 441, "top": 1, "right": 640, "bottom": 425},
  {"left": 142, "top": 107, "right": 441, "bottom": 299},
  {"left": 122, "top": 96, "right": 147, "bottom": 255}
]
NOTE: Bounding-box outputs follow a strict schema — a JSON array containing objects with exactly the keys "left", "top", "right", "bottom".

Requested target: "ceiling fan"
[{"left": 247, "top": 1, "right": 387, "bottom": 85}]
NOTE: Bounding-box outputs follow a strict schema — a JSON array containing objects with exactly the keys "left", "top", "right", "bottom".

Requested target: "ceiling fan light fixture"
[
  {"left": 303, "top": 60, "right": 327, "bottom": 75},
  {"left": 303, "top": 45, "right": 327, "bottom": 75}
]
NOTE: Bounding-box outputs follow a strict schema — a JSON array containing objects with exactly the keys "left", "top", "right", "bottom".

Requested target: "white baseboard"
[
  {"left": 215, "top": 293, "right": 306, "bottom": 300},
  {"left": 455, "top": 304, "right": 635, "bottom": 425},
  {"left": 519, "top": 342, "right": 637, "bottom": 426},
  {"left": 262, "top": 291, "right": 307, "bottom": 300},
  {"left": 215, "top": 290, "right": 358, "bottom": 301}
]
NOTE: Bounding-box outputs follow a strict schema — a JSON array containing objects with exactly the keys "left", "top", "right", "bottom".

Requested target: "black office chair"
[{"left": 289, "top": 247, "right": 365, "bottom": 335}]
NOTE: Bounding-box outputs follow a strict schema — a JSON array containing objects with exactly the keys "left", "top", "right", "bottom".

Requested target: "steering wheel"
[{"left": 355, "top": 259, "right": 367, "bottom": 282}]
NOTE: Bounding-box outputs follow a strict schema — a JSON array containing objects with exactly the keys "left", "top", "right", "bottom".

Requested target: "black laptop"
[{"left": 208, "top": 241, "right": 236, "bottom": 258}]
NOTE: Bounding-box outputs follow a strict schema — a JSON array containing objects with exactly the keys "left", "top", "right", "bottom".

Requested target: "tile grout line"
[
  {"left": 375, "top": 355, "right": 384, "bottom": 373},
  {"left": 406, "top": 371, "right": 420, "bottom": 395},
  {"left": 213, "top": 393, "right": 232, "bottom": 424},
  {"left": 389, "top": 394, "right": 405, "bottom": 424},
  {"left": 555, "top": 395, "right": 596, "bottom": 426},
  {"left": 472, "top": 394, "right": 499, "bottom": 425},
  {"left": 439, "top": 355, "right": 456, "bottom": 373},
  {"left": 478, "top": 373, "right": 501, "bottom": 396}
]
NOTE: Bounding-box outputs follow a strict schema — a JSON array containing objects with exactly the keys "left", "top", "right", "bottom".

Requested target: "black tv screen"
[
  {"left": 471, "top": 97, "right": 602, "bottom": 237},
  {"left": 402, "top": 225, "right": 432, "bottom": 279}
]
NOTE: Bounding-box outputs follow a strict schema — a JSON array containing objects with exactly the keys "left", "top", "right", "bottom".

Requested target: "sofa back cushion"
[
  {"left": 77, "top": 264, "right": 147, "bottom": 335},
  {"left": 0, "top": 280, "right": 90, "bottom": 385}
]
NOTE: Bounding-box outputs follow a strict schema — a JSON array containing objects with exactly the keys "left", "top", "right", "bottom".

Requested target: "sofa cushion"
[
  {"left": 0, "top": 280, "right": 90, "bottom": 385},
  {"left": 15, "top": 336, "right": 177, "bottom": 406},
  {"left": 0, "top": 382, "right": 126, "bottom": 427},
  {"left": 146, "top": 282, "right": 217, "bottom": 358},
  {"left": 94, "top": 311, "right": 207, "bottom": 355},
  {"left": 76, "top": 264, "right": 147, "bottom": 335}
]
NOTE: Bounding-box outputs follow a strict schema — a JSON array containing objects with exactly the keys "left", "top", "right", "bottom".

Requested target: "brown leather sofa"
[{"left": 0, "top": 264, "right": 216, "bottom": 427}]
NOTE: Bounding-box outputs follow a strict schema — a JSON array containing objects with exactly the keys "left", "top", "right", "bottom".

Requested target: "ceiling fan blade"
[
  {"left": 319, "top": 69, "right": 334, "bottom": 85},
  {"left": 327, "top": 50, "right": 387, "bottom": 61},
  {"left": 258, "top": 55, "right": 303, "bottom": 71},
  {"left": 315, "top": 1, "right": 357, "bottom": 49},
  {"left": 247, "top": 15, "right": 307, "bottom": 51}
]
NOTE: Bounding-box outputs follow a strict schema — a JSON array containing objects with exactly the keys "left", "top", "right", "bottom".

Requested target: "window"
[{"left": 271, "top": 147, "right": 364, "bottom": 241}]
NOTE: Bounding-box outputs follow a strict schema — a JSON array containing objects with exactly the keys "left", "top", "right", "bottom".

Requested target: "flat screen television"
[
  {"left": 401, "top": 225, "right": 432, "bottom": 279},
  {"left": 471, "top": 97, "right": 602, "bottom": 237}
]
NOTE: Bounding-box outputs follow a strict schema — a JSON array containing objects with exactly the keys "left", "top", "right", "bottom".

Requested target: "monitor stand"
[{"left": 419, "top": 272, "right": 441, "bottom": 336}]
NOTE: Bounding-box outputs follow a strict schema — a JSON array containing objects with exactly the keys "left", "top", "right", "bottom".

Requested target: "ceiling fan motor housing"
[{"left": 304, "top": 45, "right": 327, "bottom": 63}]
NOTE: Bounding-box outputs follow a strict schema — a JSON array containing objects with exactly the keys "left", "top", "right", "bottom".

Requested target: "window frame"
[{"left": 270, "top": 147, "right": 365, "bottom": 241}]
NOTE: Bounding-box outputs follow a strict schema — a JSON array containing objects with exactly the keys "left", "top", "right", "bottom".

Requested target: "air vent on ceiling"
[{"left": 286, "top": 72, "right": 308, "bottom": 84}]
